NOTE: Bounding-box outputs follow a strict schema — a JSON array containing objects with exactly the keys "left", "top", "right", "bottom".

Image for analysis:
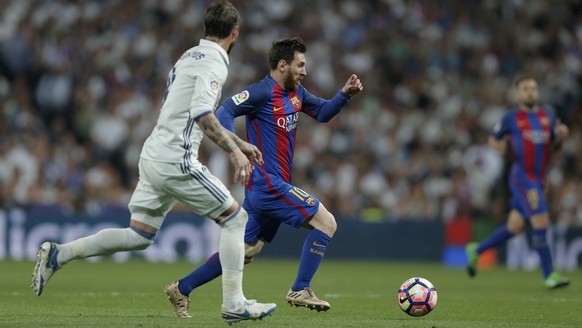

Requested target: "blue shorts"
[
  {"left": 508, "top": 169, "right": 548, "bottom": 219},
  {"left": 243, "top": 180, "right": 320, "bottom": 243}
]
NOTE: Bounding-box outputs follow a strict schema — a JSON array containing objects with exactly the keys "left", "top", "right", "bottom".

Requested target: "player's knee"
[
  {"left": 506, "top": 215, "right": 525, "bottom": 234},
  {"left": 318, "top": 211, "right": 337, "bottom": 237},
  {"left": 127, "top": 227, "right": 155, "bottom": 250},
  {"left": 507, "top": 222, "right": 523, "bottom": 235},
  {"left": 219, "top": 206, "right": 248, "bottom": 229}
]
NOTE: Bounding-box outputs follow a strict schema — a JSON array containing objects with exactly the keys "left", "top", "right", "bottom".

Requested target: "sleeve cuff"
[
  {"left": 338, "top": 89, "right": 351, "bottom": 100},
  {"left": 193, "top": 111, "right": 213, "bottom": 121}
]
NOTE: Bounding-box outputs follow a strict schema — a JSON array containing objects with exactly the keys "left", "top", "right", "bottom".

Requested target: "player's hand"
[
  {"left": 556, "top": 118, "right": 569, "bottom": 140},
  {"left": 238, "top": 141, "right": 263, "bottom": 166},
  {"left": 341, "top": 74, "right": 363, "bottom": 97},
  {"left": 228, "top": 149, "right": 253, "bottom": 186}
]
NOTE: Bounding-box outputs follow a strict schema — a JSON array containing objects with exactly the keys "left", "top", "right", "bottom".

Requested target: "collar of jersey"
[
  {"left": 265, "top": 74, "right": 295, "bottom": 95},
  {"left": 199, "top": 39, "right": 229, "bottom": 65}
]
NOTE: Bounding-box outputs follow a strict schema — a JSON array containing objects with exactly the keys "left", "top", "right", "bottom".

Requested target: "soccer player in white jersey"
[{"left": 31, "top": 0, "right": 277, "bottom": 323}]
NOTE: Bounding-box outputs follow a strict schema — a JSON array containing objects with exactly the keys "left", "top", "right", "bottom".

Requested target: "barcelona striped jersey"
[
  {"left": 216, "top": 75, "right": 351, "bottom": 189},
  {"left": 492, "top": 107, "right": 556, "bottom": 183}
]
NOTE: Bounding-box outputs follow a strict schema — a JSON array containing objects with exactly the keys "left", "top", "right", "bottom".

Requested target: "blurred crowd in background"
[{"left": 1, "top": 0, "right": 581, "bottom": 226}]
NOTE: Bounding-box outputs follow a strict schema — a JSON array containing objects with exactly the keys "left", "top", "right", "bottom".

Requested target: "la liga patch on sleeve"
[
  {"left": 210, "top": 80, "right": 220, "bottom": 94},
  {"left": 232, "top": 90, "right": 249, "bottom": 105}
]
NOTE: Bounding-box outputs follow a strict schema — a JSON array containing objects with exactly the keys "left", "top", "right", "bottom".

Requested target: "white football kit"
[{"left": 129, "top": 39, "right": 234, "bottom": 228}]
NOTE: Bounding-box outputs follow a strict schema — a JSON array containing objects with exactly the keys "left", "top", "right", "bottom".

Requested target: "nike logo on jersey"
[
  {"left": 273, "top": 106, "right": 283, "bottom": 112},
  {"left": 312, "top": 242, "right": 326, "bottom": 248}
]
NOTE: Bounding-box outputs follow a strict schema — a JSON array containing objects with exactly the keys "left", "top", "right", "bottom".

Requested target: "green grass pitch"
[{"left": 1, "top": 259, "right": 580, "bottom": 327}]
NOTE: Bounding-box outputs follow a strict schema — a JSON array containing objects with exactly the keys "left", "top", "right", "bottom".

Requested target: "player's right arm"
[
  {"left": 197, "top": 113, "right": 253, "bottom": 185},
  {"left": 226, "top": 129, "right": 263, "bottom": 166},
  {"left": 489, "top": 112, "right": 512, "bottom": 155},
  {"left": 488, "top": 136, "right": 507, "bottom": 154}
]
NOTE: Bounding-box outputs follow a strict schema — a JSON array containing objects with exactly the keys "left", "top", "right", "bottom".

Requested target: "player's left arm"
[
  {"left": 552, "top": 118, "right": 569, "bottom": 149},
  {"left": 302, "top": 74, "right": 363, "bottom": 123}
]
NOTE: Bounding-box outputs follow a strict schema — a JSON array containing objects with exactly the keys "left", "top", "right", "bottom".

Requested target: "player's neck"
[
  {"left": 519, "top": 105, "right": 539, "bottom": 112},
  {"left": 204, "top": 36, "right": 232, "bottom": 54},
  {"left": 269, "top": 71, "right": 286, "bottom": 90}
]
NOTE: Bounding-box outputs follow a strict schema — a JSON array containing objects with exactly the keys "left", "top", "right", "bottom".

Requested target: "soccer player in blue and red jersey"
[
  {"left": 164, "top": 37, "right": 363, "bottom": 316},
  {"left": 465, "top": 76, "right": 570, "bottom": 289}
]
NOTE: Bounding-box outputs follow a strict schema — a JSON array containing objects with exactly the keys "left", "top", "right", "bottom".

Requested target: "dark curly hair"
[{"left": 268, "top": 37, "right": 307, "bottom": 70}]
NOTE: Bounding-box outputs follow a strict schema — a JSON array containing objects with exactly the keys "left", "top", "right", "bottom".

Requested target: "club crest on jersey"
[
  {"left": 290, "top": 95, "right": 301, "bottom": 109},
  {"left": 306, "top": 197, "right": 316, "bottom": 206},
  {"left": 210, "top": 80, "right": 219, "bottom": 94},
  {"left": 232, "top": 90, "right": 249, "bottom": 105}
]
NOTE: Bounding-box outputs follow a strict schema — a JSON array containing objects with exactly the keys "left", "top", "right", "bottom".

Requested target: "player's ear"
[
  {"left": 231, "top": 25, "right": 239, "bottom": 39},
  {"left": 278, "top": 59, "right": 287, "bottom": 73}
]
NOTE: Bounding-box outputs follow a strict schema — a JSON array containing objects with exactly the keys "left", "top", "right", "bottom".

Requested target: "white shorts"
[{"left": 128, "top": 158, "right": 234, "bottom": 229}]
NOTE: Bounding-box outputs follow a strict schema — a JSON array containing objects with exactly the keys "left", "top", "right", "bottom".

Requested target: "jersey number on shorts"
[
  {"left": 527, "top": 188, "right": 539, "bottom": 210},
  {"left": 288, "top": 187, "right": 316, "bottom": 206},
  {"left": 162, "top": 66, "right": 177, "bottom": 106},
  {"left": 289, "top": 186, "right": 309, "bottom": 200}
]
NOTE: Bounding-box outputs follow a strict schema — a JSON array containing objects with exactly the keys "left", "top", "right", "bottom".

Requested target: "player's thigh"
[
  {"left": 246, "top": 183, "right": 319, "bottom": 229},
  {"left": 509, "top": 180, "right": 548, "bottom": 221},
  {"left": 128, "top": 163, "right": 177, "bottom": 230},
  {"left": 166, "top": 165, "right": 235, "bottom": 220}
]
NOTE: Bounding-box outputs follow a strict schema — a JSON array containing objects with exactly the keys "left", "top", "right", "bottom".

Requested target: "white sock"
[
  {"left": 219, "top": 207, "right": 248, "bottom": 309},
  {"left": 57, "top": 227, "right": 153, "bottom": 266}
]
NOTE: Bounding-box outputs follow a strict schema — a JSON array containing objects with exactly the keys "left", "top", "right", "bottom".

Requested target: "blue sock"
[
  {"left": 291, "top": 229, "right": 331, "bottom": 291},
  {"left": 178, "top": 252, "right": 222, "bottom": 296},
  {"left": 532, "top": 228, "right": 553, "bottom": 279},
  {"left": 476, "top": 225, "right": 513, "bottom": 254}
]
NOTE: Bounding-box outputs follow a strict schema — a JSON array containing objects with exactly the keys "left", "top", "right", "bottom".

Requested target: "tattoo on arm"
[
  {"left": 198, "top": 114, "right": 238, "bottom": 153},
  {"left": 226, "top": 130, "right": 245, "bottom": 147}
]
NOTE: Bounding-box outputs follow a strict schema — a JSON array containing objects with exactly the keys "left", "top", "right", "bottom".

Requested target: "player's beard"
[
  {"left": 283, "top": 74, "right": 299, "bottom": 92},
  {"left": 521, "top": 98, "right": 537, "bottom": 110},
  {"left": 227, "top": 40, "right": 236, "bottom": 54}
]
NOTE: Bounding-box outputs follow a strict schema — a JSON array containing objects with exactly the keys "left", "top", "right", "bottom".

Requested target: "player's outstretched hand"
[
  {"left": 341, "top": 74, "right": 363, "bottom": 97},
  {"left": 238, "top": 141, "right": 263, "bottom": 166},
  {"left": 556, "top": 118, "right": 569, "bottom": 140},
  {"left": 228, "top": 149, "right": 253, "bottom": 186}
]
